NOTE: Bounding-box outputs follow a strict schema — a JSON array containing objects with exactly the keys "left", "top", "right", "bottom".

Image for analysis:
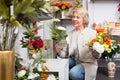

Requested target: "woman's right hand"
[{"left": 54, "top": 42, "right": 61, "bottom": 55}]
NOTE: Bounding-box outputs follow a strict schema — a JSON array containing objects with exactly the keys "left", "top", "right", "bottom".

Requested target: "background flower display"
[
  {"left": 54, "top": 1, "right": 73, "bottom": 18},
  {"left": 88, "top": 22, "right": 120, "bottom": 60},
  {"left": 54, "top": 1, "right": 73, "bottom": 11},
  {"left": 15, "top": 59, "right": 58, "bottom": 80}
]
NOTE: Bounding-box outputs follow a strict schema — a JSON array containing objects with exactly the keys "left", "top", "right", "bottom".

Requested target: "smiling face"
[
  {"left": 72, "top": 7, "right": 89, "bottom": 31},
  {"left": 72, "top": 10, "right": 84, "bottom": 30}
]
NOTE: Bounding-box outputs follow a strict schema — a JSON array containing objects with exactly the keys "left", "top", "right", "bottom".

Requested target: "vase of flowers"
[
  {"left": 20, "top": 20, "right": 44, "bottom": 59},
  {"left": 88, "top": 22, "right": 120, "bottom": 77},
  {"left": 54, "top": 1, "right": 73, "bottom": 18},
  {"left": 107, "top": 59, "right": 116, "bottom": 78},
  {"left": 49, "top": 19, "right": 68, "bottom": 58},
  {"left": 88, "top": 22, "right": 119, "bottom": 59}
]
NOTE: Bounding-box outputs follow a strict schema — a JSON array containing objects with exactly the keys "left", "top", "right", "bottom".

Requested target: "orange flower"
[
  {"left": 96, "top": 28, "right": 104, "bottom": 34},
  {"left": 105, "top": 37, "right": 111, "bottom": 44},
  {"left": 92, "top": 39, "right": 97, "bottom": 43},
  {"left": 40, "top": 73, "right": 48, "bottom": 80},
  {"left": 42, "top": 65, "right": 49, "bottom": 71},
  {"left": 61, "top": 5, "right": 66, "bottom": 10},
  {"left": 67, "top": 3, "right": 73, "bottom": 8},
  {"left": 54, "top": 1, "right": 73, "bottom": 11},
  {"left": 44, "top": 66, "right": 49, "bottom": 71}
]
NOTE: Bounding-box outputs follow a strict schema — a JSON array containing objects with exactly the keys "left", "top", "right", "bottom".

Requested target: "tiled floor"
[{"left": 96, "top": 59, "right": 120, "bottom": 80}]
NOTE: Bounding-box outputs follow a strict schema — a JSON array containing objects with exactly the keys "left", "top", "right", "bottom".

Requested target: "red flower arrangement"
[
  {"left": 54, "top": 1, "right": 73, "bottom": 11},
  {"left": 20, "top": 20, "right": 44, "bottom": 54}
]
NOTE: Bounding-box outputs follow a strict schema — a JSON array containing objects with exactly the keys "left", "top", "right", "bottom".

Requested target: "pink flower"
[{"left": 33, "top": 29, "right": 38, "bottom": 34}]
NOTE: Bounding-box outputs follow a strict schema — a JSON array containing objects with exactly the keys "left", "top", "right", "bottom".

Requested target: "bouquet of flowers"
[
  {"left": 20, "top": 20, "right": 44, "bottom": 58},
  {"left": 54, "top": 1, "right": 73, "bottom": 11},
  {"left": 88, "top": 23, "right": 119, "bottom": 59}
]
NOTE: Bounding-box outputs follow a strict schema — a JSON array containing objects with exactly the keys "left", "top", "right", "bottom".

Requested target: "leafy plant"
[{"left": 49, "top": 19, "right": 67, "bottom": 41}]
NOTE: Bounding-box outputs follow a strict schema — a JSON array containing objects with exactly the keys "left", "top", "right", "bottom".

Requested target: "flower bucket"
[{"left": 0, "top": 51, "right": 14, "bottom": 80}]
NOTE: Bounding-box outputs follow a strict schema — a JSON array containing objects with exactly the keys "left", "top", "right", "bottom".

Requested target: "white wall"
[{"left": 88, "top": 0, "right": 120, "bottom": 26}]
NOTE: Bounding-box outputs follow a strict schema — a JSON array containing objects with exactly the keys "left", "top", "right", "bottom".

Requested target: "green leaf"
[
  {"left": 0, "top": 0, "right": 9, "bottom": 19},
  {"left": 21, "top": 7, "right": 35, "bottom": 14},
  {"left": 14, "top": 0, "right": 34, "bottom": 15},
  {"left": 10, "top": 16, "right": 22, "bottom": 27}
]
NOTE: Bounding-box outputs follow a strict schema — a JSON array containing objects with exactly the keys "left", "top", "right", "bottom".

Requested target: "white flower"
[
  {"left": 93, "top": 42, "right": 105, "bottom": 54},
  {"left": 28, "top": 73, "right": 39, "bottom": 79},
  {"left": 57, "top": 26, "right": 66, "bottom": 31},
  {"left": 18, "top": 70, "right": 26, "bottom": 78},
  {"left": 47, "top": 74, "right": 56, "bottom": 80}
]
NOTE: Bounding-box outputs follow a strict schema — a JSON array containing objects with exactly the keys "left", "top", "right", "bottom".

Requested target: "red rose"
[{"left": 32, "top": 39, "right": 44, "bottom": 49}]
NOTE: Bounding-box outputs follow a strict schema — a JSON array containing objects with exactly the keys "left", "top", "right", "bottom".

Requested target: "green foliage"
[
  {"left": 0, "top": 0, "right": 59, "bottom": 28},
  {"left": 50, "top": 24, "right": 67, "bottom": 41},
  {"left": 101, "top": 43, "right": 120, "bottom": 59}
]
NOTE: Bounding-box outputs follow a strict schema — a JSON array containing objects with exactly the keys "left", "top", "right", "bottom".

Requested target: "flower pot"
[
  {"left": 107, "top": 61, "right": 116, "bottom": 78},
  {"left": 0, "top": 51, "right": 14, "bottom": 80}
]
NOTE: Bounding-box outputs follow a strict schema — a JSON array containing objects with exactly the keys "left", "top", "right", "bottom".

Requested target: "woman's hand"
[
  {"left": 90, "top": 49, "right": 100, "bottom": 59},
  {"left": 54, "top": 42, "right": 61, "bottom": 55}
]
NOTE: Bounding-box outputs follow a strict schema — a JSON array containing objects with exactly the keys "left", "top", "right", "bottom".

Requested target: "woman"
[{"left": 55, "top": 7, "right": 101, "bottom": 80}]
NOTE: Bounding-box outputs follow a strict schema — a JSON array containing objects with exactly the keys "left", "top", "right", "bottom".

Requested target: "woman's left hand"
[{"left": 90, "top": 49, "right": 100, "bottom": 59}]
